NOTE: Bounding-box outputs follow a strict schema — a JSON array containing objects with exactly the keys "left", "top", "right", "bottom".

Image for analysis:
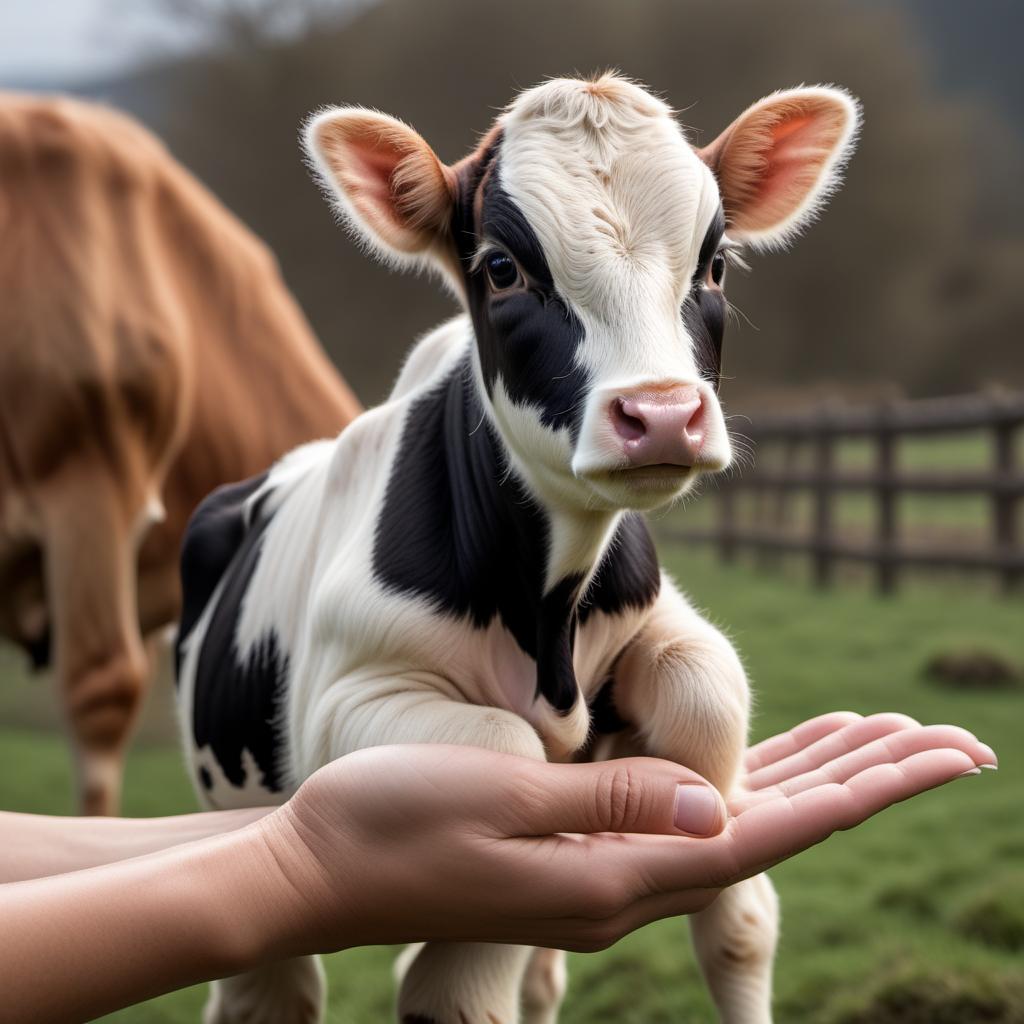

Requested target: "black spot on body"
[
  {"left": 373, "top": 357, "right": 579, "bottom": 712},
  {"left": 536, "top": 574, "right": 583, "bottom": 712},
  {"left": 177, "top": 472, "right": 269, "bottom": 660},
  {"left": 176, "top": 472, "right": 286, "bottom": 793},
  {"left": 198, "top": 765, "right": 213, "bottom": 790},
  {"left": 373, "top": 360, "right": 662, "bottom": 716},
  {"left": 579, "top": 515, "right": 660, "bottom": 737},
  {"left": 588, "top": 677, "right": 629, "bottom": 735},
  {"left": 580, "top": 514, "right": 661, "bottom": 623}
]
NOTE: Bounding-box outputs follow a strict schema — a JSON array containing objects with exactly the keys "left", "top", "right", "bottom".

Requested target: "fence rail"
[{"left": 664, "top": 391, "right": 1024, "bottom": 594}]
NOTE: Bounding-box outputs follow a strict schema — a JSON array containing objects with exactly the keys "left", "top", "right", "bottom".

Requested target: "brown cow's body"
[{"left": 0, "top": 94, "right": 361, "bottom": 814}]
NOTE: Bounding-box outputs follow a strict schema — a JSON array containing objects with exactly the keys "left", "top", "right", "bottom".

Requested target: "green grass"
[{"left": 1, "top": 548, "right": 1022, "bottom": 1022}]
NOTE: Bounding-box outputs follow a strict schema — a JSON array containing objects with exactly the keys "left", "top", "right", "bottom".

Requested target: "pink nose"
[{"left": 609, "top": 385, "right": 707, "bottom": 468}]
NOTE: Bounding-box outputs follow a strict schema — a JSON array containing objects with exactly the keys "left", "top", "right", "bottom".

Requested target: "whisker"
[{"left": 727, "top": 300, "right": 760, "bottom": 332}]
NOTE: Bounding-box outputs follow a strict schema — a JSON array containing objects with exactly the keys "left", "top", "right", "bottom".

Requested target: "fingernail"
[
  {"left": 979, "top": 763, "right": 998, "bottom": 771},
  {"left": 674, "top": 784, "right": 721, "bottom": 835},
  {"left": 958, "top": 768, "right": 982, "bottom": 778},
  {"left": 978, "top": 744, "right": 998, "bottom": 767}
]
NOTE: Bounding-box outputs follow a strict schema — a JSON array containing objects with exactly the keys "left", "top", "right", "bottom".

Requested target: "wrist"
[
  {"left": 0, "top": 813, "right": 346, "bottom": 1022},
  {"left": 211, "top": 809, "right": 355, "bottom": 966}
]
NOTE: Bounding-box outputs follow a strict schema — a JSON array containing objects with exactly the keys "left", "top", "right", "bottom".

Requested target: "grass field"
[{"left": 1, "top": 546, "right": 1022, "bottom": 1023}]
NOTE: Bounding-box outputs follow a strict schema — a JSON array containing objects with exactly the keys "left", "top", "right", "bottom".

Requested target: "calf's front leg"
[
  {"left": 308, "top": 677, "right": 550, "bottom": 1024},
  {"left": 614, "top": 579, "right": 779, "bottom": 1024},
  {"left": 203, "top": 956, "right": 325, "bottom": 1024}
]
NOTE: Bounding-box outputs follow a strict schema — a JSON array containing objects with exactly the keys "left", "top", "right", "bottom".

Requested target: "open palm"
[{"left": 283, "top": 711, "right": 994, "bottom": 951}]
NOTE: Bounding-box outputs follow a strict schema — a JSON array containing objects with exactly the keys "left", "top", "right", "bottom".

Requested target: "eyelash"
[
  {"left": 718, "top": 245, "right": 749, "bottom": 272},
  {"left": 470, "top": 243, "right": 506, "bottom": 274}
]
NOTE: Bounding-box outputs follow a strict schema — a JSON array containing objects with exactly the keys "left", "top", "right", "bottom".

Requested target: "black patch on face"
[
  {"left": 176, "top": 473, "right": 286, "bottom": 793},
  {"left": 451, "top": 143, "right": 590, "bottom": 439},
  {"left": 697, "top": 206, "right": 727, "bottom": 272},
  {"left": 372, "top": 356, "right": 580, "bottom": 712},
  {"left": 683, "top": 206, "right": 728, "bottom": 390}
]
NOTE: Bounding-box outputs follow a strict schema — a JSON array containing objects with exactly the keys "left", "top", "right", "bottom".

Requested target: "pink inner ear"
[
  {"left": 718, "top": 99, "right": 849, "bottom": 236},
  {"left": 336, "top": 129, "right": 412, "bottom": 237},
  {"left": 316, "top": 115, "right": 451, "bottom": 253}
]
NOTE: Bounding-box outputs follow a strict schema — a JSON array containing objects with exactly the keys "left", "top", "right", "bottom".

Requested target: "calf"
[
  {"left": 0, "top": 94, "right": 361, "bottom": 815},
  {"left": 176, "top": 73, "right": 858, "bottom": 1023}
]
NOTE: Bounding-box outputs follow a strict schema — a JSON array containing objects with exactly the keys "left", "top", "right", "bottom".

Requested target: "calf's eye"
[
  {"left": 710, "top": 251, "right": 727, "bottom": 287},
  {"left": 485, "top": 252, "right": 520, "bottom": 291}
]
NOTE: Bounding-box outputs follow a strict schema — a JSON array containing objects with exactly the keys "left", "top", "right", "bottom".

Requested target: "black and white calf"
[{"left": 176, "top": 74, "right": 859, "bottom": 1024}]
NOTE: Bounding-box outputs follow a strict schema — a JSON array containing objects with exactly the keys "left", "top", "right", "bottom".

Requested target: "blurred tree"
[{"left": 109, "top": 0, "right": 1024, "bottom": 406}]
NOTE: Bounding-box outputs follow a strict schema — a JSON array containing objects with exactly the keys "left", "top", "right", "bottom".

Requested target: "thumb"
[{"left": 511, "top": 757, "right": 727, "bottom": 838}]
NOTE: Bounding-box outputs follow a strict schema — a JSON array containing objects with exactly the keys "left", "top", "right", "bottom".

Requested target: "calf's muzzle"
[{"left": 610, "top": 385, "right": 707, "bottom": 468}]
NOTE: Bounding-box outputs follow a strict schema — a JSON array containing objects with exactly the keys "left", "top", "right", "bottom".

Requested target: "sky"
[
  {"left": 0, "top": 0, "right": 201, "bottom": 84},
  {"left": 0, "top": 0, "right": 373, "bottom": 86}
]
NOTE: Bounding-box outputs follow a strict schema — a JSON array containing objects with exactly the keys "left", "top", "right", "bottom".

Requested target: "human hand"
[
  {"left": 737, "top": 710, "right": 996, "bottom": 811},
  {"left": 258, "top": 714, "right": 994, "bottom": 956}
]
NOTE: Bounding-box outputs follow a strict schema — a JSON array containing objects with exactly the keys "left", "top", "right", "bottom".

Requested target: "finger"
[
  {"left": 592, "top": 746, "right": 979, "bottom": 896},
  {"left": 745, "top": 712, "right": 922, "bottom": 790},
  {"left": 723, "top": 747, "right": 980, "bottom": 883},
  {"left": 744, "top": 711, "right": 863, "bottom": 773},
  {"left": 734, "top": 725, "right": 997, "bottom": 812},
  {"left": 511, "top": 757, "right": 727, "bottom": 839}
]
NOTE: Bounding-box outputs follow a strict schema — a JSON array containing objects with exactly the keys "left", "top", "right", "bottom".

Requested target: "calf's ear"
[
  {"left": 304, "top": 108, "right": 455, "bottom": 266},
  {"left": 698, "top": 87, "right": 860, "bottom": 250}
]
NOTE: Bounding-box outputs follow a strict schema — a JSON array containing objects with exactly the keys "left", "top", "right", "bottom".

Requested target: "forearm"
[
  {"left": 0, "top": 807, "right": 272, "bottom": 882},
  {"left": 0, "top": 817, "right": 315, "bottom": 1023}
]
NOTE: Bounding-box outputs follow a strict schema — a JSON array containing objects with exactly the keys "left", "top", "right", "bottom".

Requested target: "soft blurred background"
[{"left": 1, "top": 1, "right": 1022, "bottom": 1021}]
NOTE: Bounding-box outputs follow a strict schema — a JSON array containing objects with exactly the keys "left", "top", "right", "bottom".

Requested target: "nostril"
[
  {"left": 610, "top": 397, "right": 646, "bottom": 442},
  {"left": 683, "top": 398, "right": 707, "bottom": 446}
]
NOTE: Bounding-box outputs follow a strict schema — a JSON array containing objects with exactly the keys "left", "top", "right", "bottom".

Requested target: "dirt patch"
[
  {"left": 922, "top": 650, "right": 1022, "bottom": 691},
  {"left": 955, "top": 893, "right": 1024, "bottom": 953},
  {"left": 874, "top": 883, "right": 937, "bottom": 919},
  {"left": 837, "top": 975, "right": 1024, "bottom": 1024}
]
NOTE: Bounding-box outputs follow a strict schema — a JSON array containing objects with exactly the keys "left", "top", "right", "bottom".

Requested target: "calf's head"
[{"left": 305, "top": 74, "right": 858, "bottom": 511}]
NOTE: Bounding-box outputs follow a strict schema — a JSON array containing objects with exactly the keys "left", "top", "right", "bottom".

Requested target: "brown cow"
[{"left": 0, "top": 94, "right": 361, "bottom": 815}]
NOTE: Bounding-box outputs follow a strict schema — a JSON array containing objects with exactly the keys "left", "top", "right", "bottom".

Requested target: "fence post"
[
  {"left": 812, "top": 409, "right": 834, "bottom": 588},
  {"left": 876, "top": 404, "right": 898, "bottom": 595},
  {"left": 993, "top": 413, "right": 1019, "bottom": 592}
]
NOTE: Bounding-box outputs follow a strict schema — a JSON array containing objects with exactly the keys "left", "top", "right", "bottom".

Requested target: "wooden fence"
[{"left": 665, "top": 391, "right": 1024, "bottom": 594}]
